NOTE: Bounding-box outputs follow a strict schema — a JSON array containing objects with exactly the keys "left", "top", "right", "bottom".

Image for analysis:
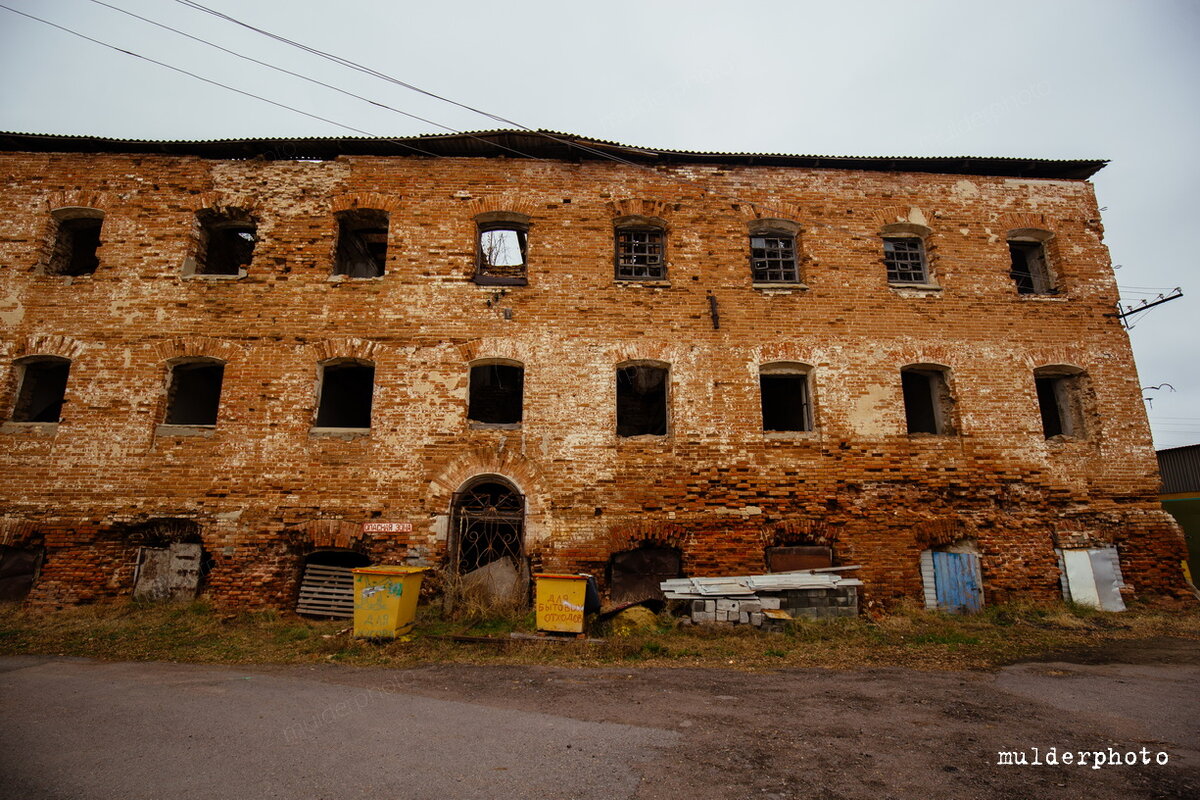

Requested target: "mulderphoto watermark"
[{"left": 997, "top": 746, "right": 1170, "bottom": 769}]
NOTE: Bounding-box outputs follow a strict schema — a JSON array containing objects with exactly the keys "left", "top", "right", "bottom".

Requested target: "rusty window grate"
[
  {"left": 615, "top": 228, "right": 665, "bottom": 280},
  {"left": 750, "top": 235, "right": 798, "bottom": 283},
  {"left": 451, "top": 483, "right": 526, "bottom": 574},
  {"left": 884, "top": 237, "right": 928, "bottom": 284}
]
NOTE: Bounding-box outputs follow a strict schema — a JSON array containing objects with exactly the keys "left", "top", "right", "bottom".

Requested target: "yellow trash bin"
[
  {"left": 534, "top": 573, "right": 590, "bottom": 634},
  {"left": 351, "top": 565, "right": 426, "bottom": 638}
]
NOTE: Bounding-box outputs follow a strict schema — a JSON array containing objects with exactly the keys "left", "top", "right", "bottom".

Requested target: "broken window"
[
  {"left": 884, "top": 236, "right": 929, "bottom": 284},
  {"left": 760, "top": 364, "right": 813, "bottom": 432},
  {"left": 614, "top": 216, "right": 667, "bottom": 281},
  {"left": 749, "top": 219, "right": 801, "bottom": 283},
  {"left": 164, "top": 359, "right": 225, "bottom": 426},
  {"left": 315, "top": 359, "right": 374, "bottom": 429},
  {"left": 468, "top": 362, "right": 524, "bottom": 426},
  {"left": 474, "top": 211, "right": 529, "bottom": 285},
  {"left": 10, "top": 356, "right": 70, "bottom": 423},
  {"left": 901, "top": 366, "right": 954, "bottom": 435},
  {"left": 617, "top": 363, "right": 668, "bottom": 437},
  {"left": 47, "top": 208, "right": 103, "bottom": 276},
  {"left": 1035, "top": 368, "right": 1087, "bottom": 438},
  {"left": 1009, "top": 234, "right": 1055, "bottom": 294},
  {"left": 334, "top": 209, "right": 388, "bottom": 278},
  {"left": 194, "top": 208, "right": 257, "bottom": 275}
]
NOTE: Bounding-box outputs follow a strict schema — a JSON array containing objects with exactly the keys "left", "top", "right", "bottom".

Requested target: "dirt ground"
[
  {"left": 1, "top": 636, "right": 1196, "bottom": 799},
  {"left": 262, "top": 635, "right": 1199, "bottom": 800}
]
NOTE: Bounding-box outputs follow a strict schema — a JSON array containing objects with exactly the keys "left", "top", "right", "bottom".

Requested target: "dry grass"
[{"left": 1, "top": 598, "right": 1197, "bottom": 672}]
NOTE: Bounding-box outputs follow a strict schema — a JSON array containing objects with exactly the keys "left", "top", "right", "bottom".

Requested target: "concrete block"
[
  {"left": 738, "top": 611, "right": 749, "bottom": 624},
  {"left": 740, "top": 600, "right": 762, "bottom": 613},
  {"left": 704, "top": 600, "right": 716, "bottom": 613},
  {"left": 692, "top": 599, "right": 707, "bottom": 613},
  {"left": 759, "top": 596, "right": 782, "bottom": 610},
  {"left": 716, "top": 599, "right": 740, "bottom": 612},
  {"left": 750, "top": 612, "right": 764, "bottom": 626},
  {"left": 692, "top": 611, "right": 715, "bottom": 623}
]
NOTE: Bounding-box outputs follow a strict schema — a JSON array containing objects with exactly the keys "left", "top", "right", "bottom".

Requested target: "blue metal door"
[{"left": 932, "top": 551, "right": 983, "bottom": 613}]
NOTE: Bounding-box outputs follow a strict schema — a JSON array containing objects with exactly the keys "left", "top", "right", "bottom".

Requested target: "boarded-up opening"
[
  {"left": 920, "top": 542, "right": 984, "bottom": 613},
  {"left": 766, "top": 545, "right": 832, "bottom": 572},
  {"left": 165, "top": 360, "right": 225, "bottom": 426},
  {"left": 133, "top": 543, "right": 204, "bottom": 602},
  {"left": 608, "top": 546, "right": 682, "bottom": 604},
  {"left": 316, "top": 360, "right": 374, "bottom": 428},
  {"left": 296, "top": 549, "right": 371, "bottom": 618},
  {"left": 1057, "top": 546, "right": 1126, "bottom": 611},
  {"left": 0, "top": 545, "right": 44, "bottom": 600},
  {"left": 11, "top": 357, "right": 70, "bottom": 423},
  {"left": 48, "top": 215, "right": 102, "bottom": 276},
  {"left": 617, "top": 364, "right": 668, "bottom": 437},
  {"left": 468, "top": 363, "right": 524, "bottom": 425},
  {"left": 334, "top": 209, "right": 388, "bottom": 278}
]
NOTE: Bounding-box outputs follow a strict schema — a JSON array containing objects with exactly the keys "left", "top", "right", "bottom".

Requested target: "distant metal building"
[{"left": 1158, "top": 444, "right": 1200, "bottom": 583}]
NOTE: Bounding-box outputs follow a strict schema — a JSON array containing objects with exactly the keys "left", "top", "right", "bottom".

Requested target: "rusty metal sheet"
[
  {"left": 133, "top": 543, "right": 201, "bottom": 602},
  {"left": 766, "top": 546, "right": 833, "bottom": 572}
]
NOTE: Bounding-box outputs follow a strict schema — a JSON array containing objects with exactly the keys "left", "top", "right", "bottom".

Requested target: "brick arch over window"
[
  {"left": 606, "top": 198, "right": 674, "bottom": 221},
  {"left": 910, "top": 517, "right": 973, "bottom": 549},
  {"left": 193, "top": 193, "right": 261, "bottom": 218},
  {"left": 44, "top": 191, "right": 110, "bottom": 214},
  {"left": 0, "top": 516, "right": 39, "bottom": 548},
  {"left": 429, "top": 448, "right": 547, "bottom": 528},
  {"left": 151, "top": 336, "right": 246, "bottom": 366},
  {"left": 16, "top": 334, "right": 85, "bottom": 362},
  {"left": 757, "top": 518, "right": 834, "bottom": 548},
  {"left": 307, "top": 337, "right": 381, "bottom": 365},
  {"left": 605, "top": 521, "right": 691, "bottom": 555},
  {"left": 729, "top": 201, "right": 803, "bottom": 225},
  {"left": 872, "top": 206, "right": 932, "bottom": 231},
  {"left": 456, "top": 338, "right": 535, "bottom": 367},
  {"left": 284, "top": 520, "right": 367, "bottom": 552},
  {"left": 465, "top": 195, "right": 538, "bottom": 219},
  {"left": 331, "top": 193, "right": 403, "bottom": 215}
]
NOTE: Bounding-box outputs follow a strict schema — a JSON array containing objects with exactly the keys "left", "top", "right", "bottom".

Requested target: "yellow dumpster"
[
  {"left": 351, "top": 565, "right": 426, "bottom": 638},
  {"left": 534, "top": 573, "right": 591, "bottom": 634}
]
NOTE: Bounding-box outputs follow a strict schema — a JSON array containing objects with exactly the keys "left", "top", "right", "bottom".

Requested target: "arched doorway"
[{"left": 450, "top": 478, "right": 526, "bottom": 575}]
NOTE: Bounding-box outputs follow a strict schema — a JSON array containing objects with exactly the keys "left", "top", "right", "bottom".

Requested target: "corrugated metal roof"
[
  {"left": 1158, "top": 444, "right": 1200, "bottom": 494},
  {"left": 0, "top": 128, "right": 1108, "bottom": 179}
]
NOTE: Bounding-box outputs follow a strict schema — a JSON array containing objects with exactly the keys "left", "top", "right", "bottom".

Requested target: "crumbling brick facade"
[{"left": 0, "top": 131, "right": 1189, "bottom": 611}]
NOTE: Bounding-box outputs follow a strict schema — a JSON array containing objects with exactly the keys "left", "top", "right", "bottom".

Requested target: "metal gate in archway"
[{"left": 450, "top": 481, "right": 525, "bottom": 574}]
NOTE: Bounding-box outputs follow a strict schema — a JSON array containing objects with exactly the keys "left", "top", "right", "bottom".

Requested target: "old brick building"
[{"left": 0, "top": 130, "right": 1189, "bottom": 611}]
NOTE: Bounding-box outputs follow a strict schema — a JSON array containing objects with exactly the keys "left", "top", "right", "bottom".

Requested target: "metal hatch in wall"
[
  {"left": 133, "top": 543, "right": 203, "bottom": 602},
  {"left": 296, "top": 549, "right": 371, "bottom": 618}
]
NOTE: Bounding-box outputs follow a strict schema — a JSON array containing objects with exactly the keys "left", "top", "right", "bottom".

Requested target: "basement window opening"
[
  {"left": 195, "top": 210, "right": 257, "bottom": 276},
  {"left": 164, "top": 359, "right": 225, "bottom": 426},
  {"left": 617, "top": 363, "right": 668, "bottom": 437},
  {"left": 315, "top": 360, "right": 375, "bottom": 429},
  {"left": 902, "top": 367, "right": 954, "bottom": 435},
  {"left": 334, "top": 209, "right": 388, "bottom": 278},
  {"left": 47, "top": 211, "right": 103, "bottom": 276},
  {"left": 10, "top": 356, "right": 70, "bottom": 423},
  {"left": 468, "top": 363, "right": 524, "bottom": 426},
  {"left": 760, "top": 366, "right": 813, "bottom": 432}
]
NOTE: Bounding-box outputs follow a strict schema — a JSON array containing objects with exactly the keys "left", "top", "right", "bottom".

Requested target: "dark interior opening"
[
  {"left": 1036, "top": 376, "right": 1066, "bottom": 437},
  {"left": 335, "top": 210, "right": 388, "bottom": 278},
  {"left": 197, "top": 212, "right": 256, "bottom": 275},
  {"left": 306, "top": 549, "right": 371, "bottom": 569},
  {"left": 617, "top": 365, "right": 667, "bottom": 437},
  {"left": 1009, "top": 240, "right": 1051, "bottom": 294},
  {"left": 165, "top": 361, "right": 225, "bottom": 426},
  {"left": 0, "top": 545, "right": 44, "bottom": 600},
  {"left": 761, "top": 373, "right": 811, "bottom": 431},
  {"left": 49, "top": 217, "right": 102, "bottom": 276},
  {"left": 468, "top": 364, "right": 524, "bottom": 425},
  {"left": 608, "top": 545, "right": 681, "bottom": 605},
  {"left": 902, "top": 370, "right": 940, "bottom": 434},
  {"left": 452, "top": 481, "right": 525, "bottom": 574},
  {"left": 316, "top": 361, "right": 374, "bottom": 428},
  {"left": 12, "top": 358, "right": 70, "bottom": 423}
]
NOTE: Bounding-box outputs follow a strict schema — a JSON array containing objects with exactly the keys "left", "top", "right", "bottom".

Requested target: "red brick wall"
[{"left": 0, "top": 150, "right": 1190, "bottom": 608}]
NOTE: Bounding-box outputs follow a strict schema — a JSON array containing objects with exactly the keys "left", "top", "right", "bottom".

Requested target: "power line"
[
  {"left": 83, "top": 0, "right": 558, "bottom": 164},
  {"left": 0, "top": 2, "right": 441, "bottom": 158}
]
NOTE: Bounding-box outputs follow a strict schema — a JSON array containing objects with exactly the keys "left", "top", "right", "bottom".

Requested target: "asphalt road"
[{"left": 1, "top": 641, "right": 1197, "bottom": 800}]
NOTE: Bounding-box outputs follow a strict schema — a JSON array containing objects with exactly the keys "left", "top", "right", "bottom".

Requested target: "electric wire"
[
  {"left": 83, "top": 0, "right": 559, "bottom": 164},
  {"left": 0, "top": 2, "right": 443, "bottom": 158}
]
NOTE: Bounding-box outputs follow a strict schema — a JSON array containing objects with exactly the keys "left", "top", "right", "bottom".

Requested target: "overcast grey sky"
[{"left": 1, "top": 0, "right": 1196, "bottom": 447}]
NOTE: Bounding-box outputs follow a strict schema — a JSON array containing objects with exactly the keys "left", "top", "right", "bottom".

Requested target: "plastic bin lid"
[{"left": 352, "top": 565, "right": 427, "bottom": 576}]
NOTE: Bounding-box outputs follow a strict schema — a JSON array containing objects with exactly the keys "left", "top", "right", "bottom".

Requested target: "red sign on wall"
[{"left": 361, "top": 522, "right": 413, "bottom": 534}]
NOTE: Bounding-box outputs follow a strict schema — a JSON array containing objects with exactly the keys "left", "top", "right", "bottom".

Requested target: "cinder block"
[
  {"left": 740, "top": 600, "right": 762, "bottom": 613},
  {"left": 738, "top": 611, "right": 749, "bottom": 624},
  {"left": 692, "top": 599, "right": 707, "bottom": 613},
  {"left": 759, "top": 596, "right": 782, "bottom": 610},
  {"left": 692, "top": 611, "right": 715, "bottom": 623},
  {"left": 750, "top": 612, "right": 764, "bottom": 626},
  {"left": 704, "top": 600, "right": 716, "bottom": 613},
  {"left": 716, "top": 599, "right": 740, "bottom": 612}
]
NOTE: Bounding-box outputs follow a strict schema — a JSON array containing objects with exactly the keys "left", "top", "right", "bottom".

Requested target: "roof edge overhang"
[{"left": 0, "top": 129, "right": 1108, "bottom": 180}]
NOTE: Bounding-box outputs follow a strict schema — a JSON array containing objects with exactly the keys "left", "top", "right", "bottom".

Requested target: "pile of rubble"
[{"left": 662, "top": 568, "right": 862, "bottom": 630}]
